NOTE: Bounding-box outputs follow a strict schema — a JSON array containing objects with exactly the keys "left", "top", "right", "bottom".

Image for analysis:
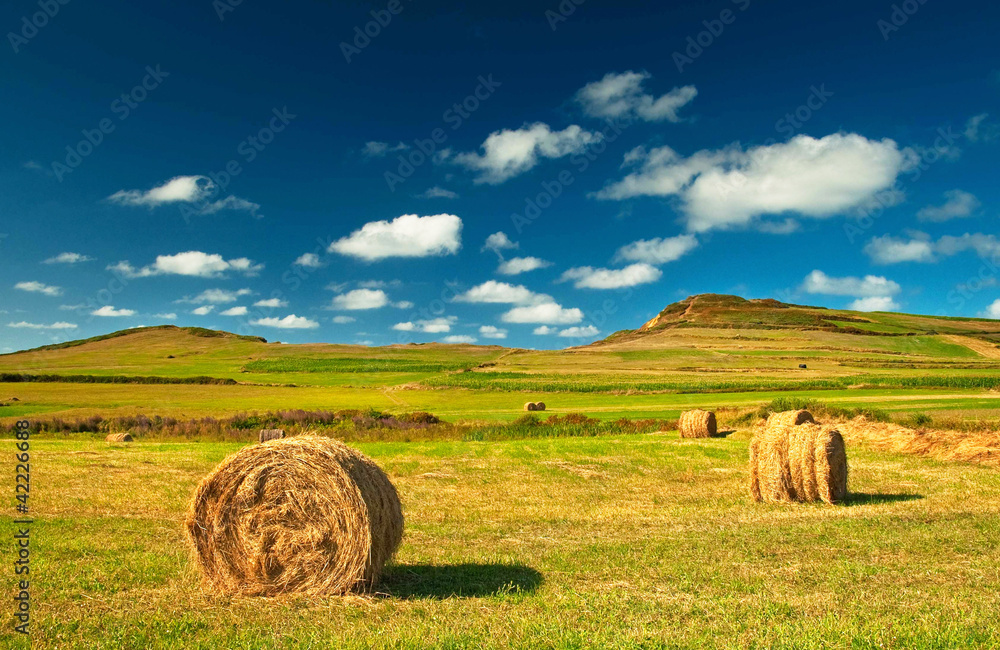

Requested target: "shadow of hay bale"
[
  {"left": 843, "top": 492, "right": 923, "bottom": 507},
  {"left": 378, "top": 563, "right": 543, "bottom": 599}
]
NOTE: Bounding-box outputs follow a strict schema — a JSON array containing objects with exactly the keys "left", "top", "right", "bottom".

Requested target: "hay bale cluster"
[
  {"left": 750, "top": 410, "right": 848, "bottom": 504},
  {"left": 678, "top": 409, "right": 717, "bottom": 438},
  {"left": 185, "top": 435, "right": 403, "bottom": 596},
  {"left": 523, "top": 402, "right": 546, "bottom": 412},
  {"left": 105, "top": 432, "right": 133, "bottom": 443}
]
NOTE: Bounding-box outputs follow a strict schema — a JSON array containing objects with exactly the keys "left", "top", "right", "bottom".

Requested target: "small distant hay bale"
[
  {"left": 524, "top": 402, "right": 538, "bottom": 411},
  {"left": 678, "top": 409, "right": 717, "bottom": 438},
  {"left": 184, "top": 435, "right": 403, "bottom": 596},
  {"left": 105, "top": 433, "right": 133, "bottom": 443},
  {"left": 534, "top": 402, "right": 546, "bottom": 411},
  {"left": 750, "top": 421, "right": 847, "bottom": 504},
  {"left": 765, "top": 409, "right": 815, "bottom": 428},
  {"left": 258, "top": 428, "right": 285, "bottom": 443}
]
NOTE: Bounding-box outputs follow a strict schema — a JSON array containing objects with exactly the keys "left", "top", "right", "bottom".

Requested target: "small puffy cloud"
[
  {"left": 329, "top": 214, "right": 462, "bottom": 261},
  {"left": 478, "top": 325, "right": 507, "bottom": 339},
  {"left": 254, "top": 298, "right": 289, "bottom": 308},
  {"left": 482, "top": 231, "right": 519, "bottom": 255},
  {"left": 250, "top": 314, "right": 319, "bottom": 329},
  {"left": 558, "top": 325, "right": 600, "bottom": 338},
  {"left": 801, "top": 270, "right": 901, "bottom": 297},
  {"left": 394, "top": 300, "right": 414, "bottom": 309},
  {"left": 865, "top": 234, "right": 936, "bottom": 264},
  {"left": 192, "top": 305, "right": 215, "bottom": 315},
  {"left": 442, "top": 335, "right": 476, "bottom": 344},
  {"left": 502, "top": 302, "right": 583, "bottom": 325},
  {"left": 454, "top": 281, "right": 543, "bottom": 305},
  {"left": 965, "top": 113, "right": 999, "bottom": 142},
  {"left": 597, "top": 133, "right": 911, "bottom": 233},
  {"left": 392, "top": 317, "right": 455, "bottom": 333},
  {"left": 576, "top": 71, "right": 697, "bottom": 122},
  {"left": 220, "top": 306, "right": 248, "bottom": 316},
  {"left": 614, "top": 234, "right": 698, "bottom": 264},
  {"left": 984, "top": 299, "right": 1000, "bottom": 319},
  {"left": 109, "top": 251, "right": 263, "bottom": 278},
  {"left": 43, "top": 252, "right": 93, "bottom": 264},
  {"left": 332, "top": 289, "right": 390, "bottom": 310},
  {"left": 533, "top": 325, "right": 556, "bottom": 335},
  {"left": 198, "top": 196, "right": 261, "bottom": 217},
  {"left": 559, "top": 263, "right": 661, "bottom": 289},
  {"left": 362, "top": 141, "right": 408, "bottom": 157},
  {"left": 497, "top": 256, "right": 552, "bottom": 275},
  {"left": 293, "top": 253, "right": 323, "bottom": 268},
  {"left": 453, "top": 123, "right": 601, "bottom": 184},
  {"left": 7, "top": 321, "right": 77, "bottom": 330},
  {"left": 14, "top": 281, "right": 62, "bottom": 296},
  {"left": 179, "top": 288, "right": 253, "bottom": 304},
  {"left": 916, "top": 190, "right": 979, "bottom": 222},
  {"left": 849, "top": 296, "right": 900, "bottom": 312},
  {"left": 331, "top": 315, "right": 356, "bottom": 324},
  {"left": 420, "top": 186, "right": 459, "bottom": 199},
  {"left": 154, "top": 312, "right": 177, "bottom": 320},
  {"left": 107, "top": 175, "right": 257, "bottom": 216},
  {"left": 92, "top": 305, "right": 135, "bottom": 317}
]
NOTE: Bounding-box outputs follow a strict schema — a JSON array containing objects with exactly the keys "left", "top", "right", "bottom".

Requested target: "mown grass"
[{"left": 7, "top": 435, "right": 1000, "bottom": 648}]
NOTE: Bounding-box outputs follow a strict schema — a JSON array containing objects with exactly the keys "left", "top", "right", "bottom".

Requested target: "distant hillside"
[{"left": 4, "top": 325, "right": 266, "bottom": 356}]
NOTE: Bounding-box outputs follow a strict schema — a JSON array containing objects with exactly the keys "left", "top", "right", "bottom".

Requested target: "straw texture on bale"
[
  {"left": 765, "top": 409, "right": 815, "bottom": 428},
  {"left": 258, "top": 428, "right": 285, "bottom": 443},
  {"left": 523, "top": 402, "right": 538, "bottom": 411},
  {"left": 678, "top": 409, "right": 717, "bottom": 438},
  {"left": 105, "top": 432, "right": 133, "bottom": 443},
  {"left": 534, "top": 402, "right": 546, "bottom": 412},
  {"left": 749, "top": 419, "right": 847, "bottom": 504},
  {"left": 185, "top": 435, "right": 403, "bottom": 596}
]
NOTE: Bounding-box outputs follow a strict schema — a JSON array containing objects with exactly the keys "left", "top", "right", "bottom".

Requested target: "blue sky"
[{"left": 2, "top": 0, "right": 998, "bottom": 351}]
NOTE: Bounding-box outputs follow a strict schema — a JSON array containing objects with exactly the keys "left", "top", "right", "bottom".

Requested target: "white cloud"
[
  {"left": 107, "top": 175, "right": 257, "bottom": 216},
  {"left": 293, "top": 253, "right": 323, "bottom": 268},
  {"left": 357, "top": 279, "right": 402, "bottom": 289},
  {"left": 363, "top": 141, "right": 408, "bottom": 157},
  {"left": 329, "top": 214, "right": 462, "bottom": 261},
  {"left": 614, "top": 234, "right": 698, "bottom": 264},
  {"left": 179, "top": 288, "right": 253, "bottom": 304},
  {"left": 576, "top": 71, "right": 697, "bottom": 122},
  {"left": 332, "top": 289, "right": 390, "bottom": 310},
  {"left": 14, "top": 281, "right": 62, "bottom": 296},
  {"left": 482, "top": 231, "right": 519, "bottom": 256},
  {"left": 497, "top": 256, "right": 552, "bottom": 275},
  {"left": 154, "top": 312, "right": 177, "bottom": 320},
  {"left": 558, "top": 325, "right": 600, "bottom": 338},
  {"left": 865, "top": 234, "right": 936, "bottom": 264},
  {"left": 453, "top": 123, "right": 601, "bottom": 184},
  {"left": 478, "top": 325, "right": 508, "bottom": 339},
  {"left": 109, "top": 251, "right": 263, "bottom": 278},
  {"left": 198, "top": 195, "right": 261, "bottom": 217},
  {"left": 394, "top": 300, "right": 414, "bottom": 309},
  {"left": 331, "top": 315, "right": 356, "bottom": 324},
  {"left": 420, "top": 186, "right": 458, "bottom": 199},
  {"left": 92, "top": 305, "right": 135, "bottom": 317},
  {"left": 559, "top": 263, "right": 661, "bottom": 289},
  {"left": 253, "top": 298, "right": 289, "bottom": 308},
  {"left": 985, "top": 299, "right": 1000, "bottom": 319},
  {"left": 916, "top": 189, "right": 979, "bottom": 222},
  {"left": 502, "top": 302, "right": 583, "bottom": 325},
  {"left": 442, "top": 335, "right": 476, "bottom": 344},
  {"left": 965, "top": 113, "right": 998, "bottom": 142},
  {"left": 43, "top": 252, "right": 93, "bottom": 264},
  {"left": 801, "top": 270, "right": 901, "bottom": 297},
  {"left": 220, "top": 306, "right": 248, "bottom": 316},
  {"left": 454, "top": 280, "right": 544, "bottom": 305},
  {"left": 849, "top": 296, "right": 900, "bottom": 312},
  {"left": 597, "top": 133, "right": 912, "bottom": 233},
  {"left": 533, "top": 325, "right": 556, "bottom": 335},
  {"left": 192, "top": 305, "right": 215, "bottom": 315},
  {"left": 250, "top": 314, "right": 319, "bottom": 329},
  {"left": 392, "top": 317, "right": 455, "bottom": 333},
  {"left": 7, "top": 321, "right": 77, "bottom": 330}
]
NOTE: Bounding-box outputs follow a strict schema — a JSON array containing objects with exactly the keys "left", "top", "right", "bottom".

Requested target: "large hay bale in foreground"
[
  {"left": 750, "top": 421, "right": 847, "bottom": 504},
  {"left": 258, "top": 428, "right": 285, "bottom": 443},
  {"left": 185, "top": 435, "right": 403, "bottom": 596},
  {"left": 105, "top": 432, "right": 133, "bottom": 443},
  {"left": 765, "top": 409, "right": 815, "bottom": 428},
  {"left": 524, "top": 402, "right": 538, "bottom": 411},
  {"left": 678, "top": 409, "right": 717, "bottom": 438}
]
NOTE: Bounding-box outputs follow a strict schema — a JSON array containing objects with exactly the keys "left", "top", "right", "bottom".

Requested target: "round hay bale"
[
  {"left": 105, "top": 432, "right": 133, "bottom": 443},
  {"left": 751, "top": 424, "right": 795, "bottom": 502},
  {"left": 258, "top": 428, "right": 285, "bottom": 443},
  {"left": 787, "top": 425, "right": 819, "bottom": 502},
  {"left": 765, "top": 409, "right": 815, "bottom": 428},
  {"left": 748, "top": 436, "right": 762, "bottom": 502},
  {"left": 534, "top": 402, "right": 546, "bottom": 412},
  {"left": 185, "top": 435, "right": 403, "bottom": 596},
  {"left": 814, "top": 426, "right": 848, "bottom": 504},
  {"left": 523, "top": 402, "right": 538, "bottom": 411},
  {"left": 678, "top": 409, "right": 717, "bottom": 438}
]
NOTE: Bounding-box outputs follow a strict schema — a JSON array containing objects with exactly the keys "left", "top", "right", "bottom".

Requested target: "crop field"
[{"left": 3, "top": 299, "right": 1000, "bottom": 648}]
